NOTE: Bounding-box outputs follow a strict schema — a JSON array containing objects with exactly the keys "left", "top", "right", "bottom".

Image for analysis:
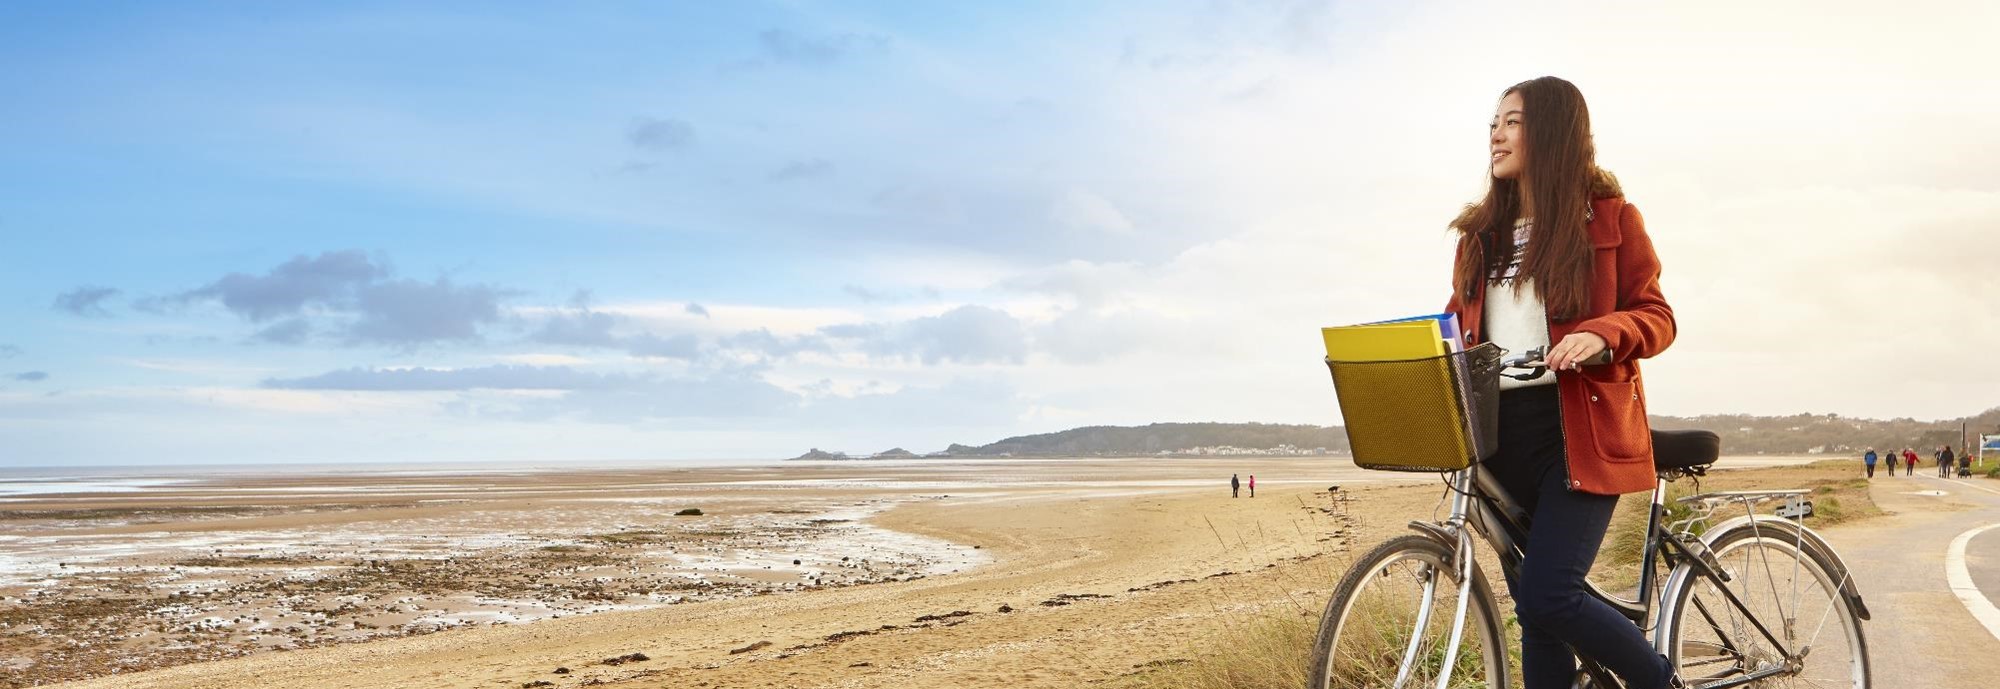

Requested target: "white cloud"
[
  {"left": 604, "top": 302, "right": 865, "bottom": 336},
  {"left": 1034, "top": 306, "right": 1183, "bottom": 364},
  {"left": 1051, "top": 188, "right": 1135, "bottom": 235},
  {"left": 494, "top": 353, "right": 593, "bottom": 366},
  {"left": 159, "top": 250, "right": 510, "bottom": 348},
  {"left": 821, "top": 305, "right": 1031, "bottom": 365},
  {"left": 118, "top": 359, "right": 282, "bottom": 376},
  {"left": 0, "top": 386, "right": 444, "bottom": 418}
]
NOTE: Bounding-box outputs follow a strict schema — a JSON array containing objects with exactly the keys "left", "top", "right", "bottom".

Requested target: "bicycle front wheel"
[
  {"left": 1308, "top": 533, "right": 1508, "bottom": 689},
  {"left": 1661, "top": 525, "right": 1869, "bottom": 688}
]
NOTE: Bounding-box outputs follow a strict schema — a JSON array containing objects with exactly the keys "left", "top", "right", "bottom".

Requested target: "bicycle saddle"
[{"left": 1652, "top": 429, "right": 1720, "bottom": 472}]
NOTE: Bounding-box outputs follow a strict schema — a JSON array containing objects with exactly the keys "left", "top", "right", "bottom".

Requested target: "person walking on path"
[
  {"left": 1230, "top": 473, "right": 1240, "bottom": 498},
  {"left": 1886, "top": 448, "right": 1897, "bottom": 476},
  {"left": 1247, "top": 474, "right": 1256, "bottom": 498},
  {"left": 1939, "top": 445, "right": 1956, "bottom": 478},
  {"left": 1863, "top": 448, "right": 1878, "bottom": 478},
  {"left": 1906, "top": 447, "right": 1919, "bottom": 476}
]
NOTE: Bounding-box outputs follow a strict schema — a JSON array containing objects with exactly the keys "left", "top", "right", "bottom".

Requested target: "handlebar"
[{"left": 1498, "top": 346, "right": 1613, "bottom": 381}]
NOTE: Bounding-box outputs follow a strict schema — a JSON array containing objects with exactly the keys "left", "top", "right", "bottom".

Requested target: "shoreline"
[{"left": 2, "top": 465, "right": 1009, "bottom": 686}]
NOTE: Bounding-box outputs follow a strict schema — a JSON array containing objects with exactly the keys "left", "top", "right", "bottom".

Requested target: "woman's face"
[{"left": 1489, "top": 91, "right": 1526, "bottom": 180}]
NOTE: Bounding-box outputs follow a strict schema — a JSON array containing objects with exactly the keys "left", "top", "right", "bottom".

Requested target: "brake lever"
[
  {"left": 1501, "top": 346, "right": 1549, "bottom": 381},
  {"left": 1501, "top": 346, "right": 1611, "bottom": 380}
]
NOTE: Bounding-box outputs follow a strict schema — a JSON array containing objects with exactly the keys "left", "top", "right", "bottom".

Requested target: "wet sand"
[{"left": 4, "top": 455, "right": 1828, "bottom": 688}]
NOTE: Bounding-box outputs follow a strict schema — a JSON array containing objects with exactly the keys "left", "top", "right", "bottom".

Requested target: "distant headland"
[{"left": 788, "top": 408, "right": 2000, "bottom": 460}]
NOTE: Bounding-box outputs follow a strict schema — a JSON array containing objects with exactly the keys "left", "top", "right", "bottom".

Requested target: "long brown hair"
[{"left": 1450, "top": 76, "right": 1621, "bottom": 320}]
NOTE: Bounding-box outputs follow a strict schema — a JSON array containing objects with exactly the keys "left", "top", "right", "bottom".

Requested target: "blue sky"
[{"left": 6, "top": 1, "right": 1998, "bottom": 465}]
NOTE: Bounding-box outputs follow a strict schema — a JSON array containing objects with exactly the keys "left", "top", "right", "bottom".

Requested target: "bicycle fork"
[{"left": 1398, "top": 469, "right": 1482, "bottom": 689}]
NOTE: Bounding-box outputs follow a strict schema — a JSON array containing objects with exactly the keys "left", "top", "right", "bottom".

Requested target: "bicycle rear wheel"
[
  {"left": 1308, "top": 534, "right": 1508, "bottom": 689},
  {"left": 1661, "top": 525, "right": 1869, "bottom": 688}
]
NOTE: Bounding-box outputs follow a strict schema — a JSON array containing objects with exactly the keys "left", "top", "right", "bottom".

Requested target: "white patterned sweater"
[{"left": 1485, "top": 217, "right": 1555, "bottom": 390}]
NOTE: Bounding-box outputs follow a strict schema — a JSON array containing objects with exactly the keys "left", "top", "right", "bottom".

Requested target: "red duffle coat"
[{"left": 1444, "top": 196, "right": 1676, "bottom": 495}]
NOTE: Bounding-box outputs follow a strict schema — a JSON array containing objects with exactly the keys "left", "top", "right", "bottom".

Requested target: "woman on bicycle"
[{"left": 1443, "top": 76, "right": 1679, "bottom": 689}]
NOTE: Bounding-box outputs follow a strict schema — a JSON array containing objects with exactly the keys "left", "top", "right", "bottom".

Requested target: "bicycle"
[{"left": 1309, "top": 346, "right": 1871, "bottom": 689}]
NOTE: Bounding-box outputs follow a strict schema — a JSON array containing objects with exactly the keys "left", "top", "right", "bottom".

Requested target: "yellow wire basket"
[{"left": 1323, "top": 342, "right": 1502, "bottom": 472}]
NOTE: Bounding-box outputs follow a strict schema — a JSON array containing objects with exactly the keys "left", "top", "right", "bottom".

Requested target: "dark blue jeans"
[{"left": 1490, "top": 384, "right": 1672, "bottom": 689}]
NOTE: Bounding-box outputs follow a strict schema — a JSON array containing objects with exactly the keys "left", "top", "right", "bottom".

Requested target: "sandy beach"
[{"left": 4, "top": 455, "right": 1842, "bottom": 689}]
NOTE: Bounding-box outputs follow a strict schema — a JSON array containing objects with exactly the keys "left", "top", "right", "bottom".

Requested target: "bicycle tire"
[
  {"left": 1308, "top": 533, "right": 1509, "bottom": 689},
  {"left": 1659, "top": 523, "right": 1870, "bottom": 688}
]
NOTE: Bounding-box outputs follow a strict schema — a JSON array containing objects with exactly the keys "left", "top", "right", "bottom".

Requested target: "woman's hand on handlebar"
[{"left": 1546, "top": 331, "right": 1608, "bottom": 372}]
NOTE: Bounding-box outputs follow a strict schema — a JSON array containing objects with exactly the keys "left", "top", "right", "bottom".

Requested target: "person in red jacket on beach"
[
  {"left": 1247, "top": 474, "right": 1255, "bottom": 498},
  {"left": 1906, "top": 448, "right": 1919, "bottom": 475},
  {"left": 1442, "top": 76, "right": 1681, "bottom": 689}
]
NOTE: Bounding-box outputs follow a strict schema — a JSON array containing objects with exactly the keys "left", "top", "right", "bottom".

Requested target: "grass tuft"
[{"left": 1120, "top": 608, "right": 1316, "bottom": 689}]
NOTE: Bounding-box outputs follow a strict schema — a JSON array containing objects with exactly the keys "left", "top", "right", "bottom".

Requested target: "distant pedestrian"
[
  {"left": 1886, "top": 448, "right": 1897, "bottom": 476},
  {"left": 1905, "top": 448, "right": 1919, "bottom": 476},
  {"left": 1939, "top": 445, "right": 1956, "bottom": 478},
  {"left": 1248, "top": 474, "right": 1256, "bottom": 498},
  {"left": 1231, "top": 473, "right": 1240, "bottom": 498},
  {"left": 1863, "top": 448, "right": 1877, "bottom": 478}
]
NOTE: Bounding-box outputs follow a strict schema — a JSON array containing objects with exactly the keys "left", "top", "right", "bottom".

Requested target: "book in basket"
[
  {"left": 1321, "top": 314, "right": 1485, "bottom": 471},
  {"left": 1320, "top": 313, "right": 1460, "bottom": 361}
]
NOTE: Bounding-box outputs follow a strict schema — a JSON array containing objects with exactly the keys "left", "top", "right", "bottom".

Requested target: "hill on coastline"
[
  {"left": 788, "top": 447, "right": 923, "bottom": 461},
  {"left": 790, "top": 422, "right": 1342, "bottom": 460},
  {"left": 937, "top": 422, "right": 1342, "bottom": 457},
  {"left": 787, "top": 407, "right": 2000, "bottom": 460},
  {"left": 1652, "top": 406, "right": 2000, "bottom": 456}
]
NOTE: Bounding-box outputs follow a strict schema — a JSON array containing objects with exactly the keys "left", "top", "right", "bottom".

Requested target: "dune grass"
[
  {"left": 1121, "top": 606, "right": 1318, "bottom": 689},
  {"left": 1118, "top": 557, "right": 1515, "bottom": 689},
  {"left": 1117, "top": 496, "right": 1511, "bottom": 689}
]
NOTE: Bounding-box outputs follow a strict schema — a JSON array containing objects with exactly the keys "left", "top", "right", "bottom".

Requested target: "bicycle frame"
[
  {"left": 1456, "top": 467, "right": 1667, "bottom": 621},
  {"left": 1418, "top": 465, "right": 1817, "bottom": 689},
  {"left": 1335, "top": 346, "right": 1861, "bottom": 688}
]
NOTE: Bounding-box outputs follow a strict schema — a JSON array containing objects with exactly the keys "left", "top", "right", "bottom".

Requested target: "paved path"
[{"left": 1807, "top": 473, "right": 2000, "bottom": 688}]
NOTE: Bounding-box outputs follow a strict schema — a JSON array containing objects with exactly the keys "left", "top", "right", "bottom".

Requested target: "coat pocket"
[{"left": 1581, "top": 378, "right": 1652, "bottom": 462}]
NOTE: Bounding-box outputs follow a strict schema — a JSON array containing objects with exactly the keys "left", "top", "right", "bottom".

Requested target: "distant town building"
[{"left": 1157, "top": 444, "right": 1333, "bottom": 457}]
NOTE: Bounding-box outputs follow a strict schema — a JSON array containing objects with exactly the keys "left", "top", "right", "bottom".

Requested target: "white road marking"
[
  {"left": 1923, "top": 475, "right": 2000, "bottom": 497},
  {"left": 1947, "top": 522, "right": 2000, "bottom": 643},
  {"left": 1913, "top": 475, "right": 2000, "bottom": 642}
]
